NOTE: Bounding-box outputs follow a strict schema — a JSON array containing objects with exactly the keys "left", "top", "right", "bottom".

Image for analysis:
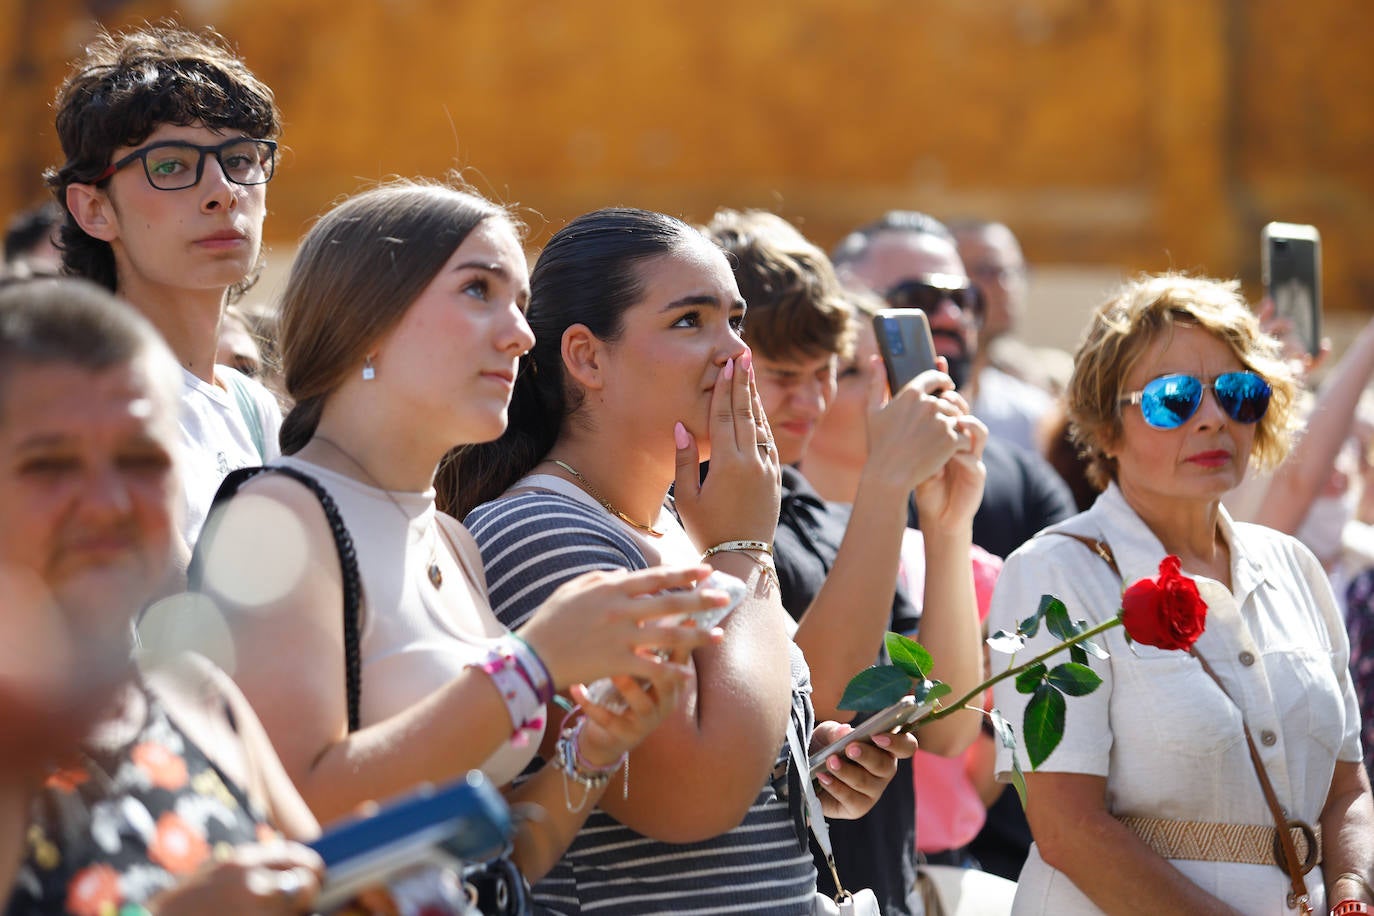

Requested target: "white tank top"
[{"left": 276, "top": 456, "right": 540, "bottom": 785}]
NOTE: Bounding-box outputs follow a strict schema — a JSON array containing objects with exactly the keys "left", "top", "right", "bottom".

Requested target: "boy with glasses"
[{"left": 45, "top": 24, "right": 283, "bottom": 558}]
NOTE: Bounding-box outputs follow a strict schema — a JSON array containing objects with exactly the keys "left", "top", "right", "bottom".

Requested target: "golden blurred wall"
[{"left": 3, "top": 0, "right": 1372, "bottom": 313}]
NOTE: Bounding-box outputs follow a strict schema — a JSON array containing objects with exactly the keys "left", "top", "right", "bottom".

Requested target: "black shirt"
[
  {"left": 908, "top": 435, "right": 1076, "bottom": 560},
  {"left": 774, "top": 465, "right": 920, "bottom": 915}
]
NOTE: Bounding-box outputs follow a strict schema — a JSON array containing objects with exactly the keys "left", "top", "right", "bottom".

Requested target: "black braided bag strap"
[{"left": 190, "top": 465, "right": 365, "bottom": 732}]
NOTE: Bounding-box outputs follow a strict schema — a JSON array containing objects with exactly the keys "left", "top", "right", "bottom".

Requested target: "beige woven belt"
[{"left": 1118, "top": 816, "right": 1322, "bottom": 872}]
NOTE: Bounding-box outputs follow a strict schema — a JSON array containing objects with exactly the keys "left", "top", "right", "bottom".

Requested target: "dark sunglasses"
[
  {"left": 95, "top": 138, "right": 277, "bottom": 191},
  {"left": 884, "top": 275, "right": 982, "bottom": 322},
  {"left": 1119, "top": 371, "right": 1272, "bottom": 430}
]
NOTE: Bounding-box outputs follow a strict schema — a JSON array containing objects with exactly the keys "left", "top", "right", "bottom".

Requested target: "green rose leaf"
[
  {"left": 987, "top": 709, "right": 1029, "bottom": 807},
  {"left": 1017, "top": 593, "right": 1059, "bottom": 638},
  {"left": 986, "top": 630, "right": 1026, "bottom": 654},
  {"left": 1043, "top": 597, "right": 1073, "bottom": 641},
  {"left": 912, "top": 680, "right": 952, "bottom": 709},
  {"left": 1015, "top": 662, "right": 1047, "bottom": 694},
  {"left": 1008, "top": 760, "right": 1028, "bottom": 809},
  {"left": 1025, "top": 684, "right": 1067, "bottom": 769},
  {"left": 1046, "top": 662, "right": 1103, "bottom": 697},
  {"left": 988, "top": 708, "right": 1016, "bottom": 750},
  {"left": 885, "top": 633, "right": 932, "bottom": 680},
  {"left": 1069, "top": 644, "right": 1088, "bottom": 666},
  {"left": 837, "top": 665, "right": 913, "bottom": 712},
  {"left": 1080, "top": 636, "right": 1109, "bottom": 660}
]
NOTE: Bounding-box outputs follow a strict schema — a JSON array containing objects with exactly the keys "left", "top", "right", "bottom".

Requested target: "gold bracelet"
[
  {"left": 1335, "top": 872, "right": 1374, "bottom": 900},
  {"left": 705, "top": 547, "right": 779, "bottom": 593},
  {"left": 701, "top": 539, "right": 772, "bottom": 560}
]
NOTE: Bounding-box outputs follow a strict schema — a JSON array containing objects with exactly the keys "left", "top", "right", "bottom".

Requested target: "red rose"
[{"left": 1119, "top": 555, "right": 1207, "bottom": 651}]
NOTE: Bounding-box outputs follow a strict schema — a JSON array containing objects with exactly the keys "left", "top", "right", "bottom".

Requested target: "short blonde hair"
[{"left": 1067, "top": 273, "right": 1298, "bottom": 489}]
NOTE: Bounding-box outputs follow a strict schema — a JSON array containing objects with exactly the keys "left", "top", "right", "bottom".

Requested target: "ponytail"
[{"left": 279, "top": 394, "right": 325, "bottom": 455}]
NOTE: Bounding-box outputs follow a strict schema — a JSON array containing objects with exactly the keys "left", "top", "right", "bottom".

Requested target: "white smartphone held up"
[
  {"left": 1261, "top": 221, "right": 1322, "bottom": 357},
  {"left": 585, "top": 569, "right": 747, "bottom": 714},
  {"left": 807, "top": 694, "right": 933, "bottom": 779},
  {"left": 872, "top": 308, "right": 939, "bottom": 394}
]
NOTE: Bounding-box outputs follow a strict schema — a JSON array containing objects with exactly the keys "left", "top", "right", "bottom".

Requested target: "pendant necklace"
[
  {"left": 551, "top": 459, "right": 665, "bottom": 538},
  {"left": 313, "top": 435, "right": 445, "bottom": 588}
]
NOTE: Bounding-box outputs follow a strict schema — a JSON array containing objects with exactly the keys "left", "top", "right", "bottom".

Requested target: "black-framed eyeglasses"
[
  {"left": 884, "top": 274, "right": 983, "bottom": 325},
  {"left": 1119, "top": 371, "right": 1272, "bottom": 430},
  {"left": 95, "top": 138, "right": 277, "bottom": 191}
]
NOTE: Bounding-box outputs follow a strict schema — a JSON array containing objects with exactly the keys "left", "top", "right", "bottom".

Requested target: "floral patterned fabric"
[
  {"left": 1345, "top": 568, "right": 1374, "bottom": 780},
  {"left": 5, "top": 686, "right": 277, "bottom": 916}
]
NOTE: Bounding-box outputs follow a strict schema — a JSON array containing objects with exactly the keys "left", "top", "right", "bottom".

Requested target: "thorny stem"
[{"left": 907, "top": 615, "right": 1124, "bottom": 728}]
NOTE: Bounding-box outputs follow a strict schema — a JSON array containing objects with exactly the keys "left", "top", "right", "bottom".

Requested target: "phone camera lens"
[{"left": 884, "top": 322, "right": 906, "bottom": 355}]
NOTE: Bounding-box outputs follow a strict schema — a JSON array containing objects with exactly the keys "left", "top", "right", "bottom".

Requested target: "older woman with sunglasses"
[{"left": 987, "top": 274, "right": 1373, "bottom": 915}]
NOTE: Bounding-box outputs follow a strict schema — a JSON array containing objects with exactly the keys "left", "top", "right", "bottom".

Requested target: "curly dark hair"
[{"left": 43, "top": 24, "right": 281, "bottom": 298}]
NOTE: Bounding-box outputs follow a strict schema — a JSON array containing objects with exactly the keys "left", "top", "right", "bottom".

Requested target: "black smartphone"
[
  {"left": 872, "top": 308, "right": 938, "bottom": 393},
  {"left": 1261, "top": 222, "right": 1322, "bottom": 357},
  {"left": 807, "top": 694, "right": 933, "bottom": 779}
]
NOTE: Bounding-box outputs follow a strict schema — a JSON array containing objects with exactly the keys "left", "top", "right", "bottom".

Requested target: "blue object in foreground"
[{"left": 310, "top": 770, "right": 515, "bottom": 909}]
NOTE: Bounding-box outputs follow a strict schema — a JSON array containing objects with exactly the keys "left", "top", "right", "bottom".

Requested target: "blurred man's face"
[
  {"left": 838, "top": 231, "right": 977, "bottom": 390},
  {"left": 956, "top": 224, "right": 1026, "bottom": 343}
]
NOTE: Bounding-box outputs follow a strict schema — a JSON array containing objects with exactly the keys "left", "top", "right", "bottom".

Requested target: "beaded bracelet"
[
  {"left": 552, "top": 718, "right": 628, "bottom": 812},
  {"left": 475, "top": 638, "right": 547, "bottom": 747},
  {"left": 508, "top": 633, "right": 554, "bottom": 704}
]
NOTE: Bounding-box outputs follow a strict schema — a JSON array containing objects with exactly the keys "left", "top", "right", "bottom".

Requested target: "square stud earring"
[{"left": 362, "top": 356, "right": 376, "bottom": 381}]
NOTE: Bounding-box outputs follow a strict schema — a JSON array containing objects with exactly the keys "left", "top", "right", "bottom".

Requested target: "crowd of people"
[{"left": 1, "top": 21, "right": 1370, "bottom": 916}]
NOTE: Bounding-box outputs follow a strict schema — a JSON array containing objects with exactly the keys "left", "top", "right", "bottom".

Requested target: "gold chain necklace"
[
  {"left": 313, "top": 435, "right": 445, "bottom": 588},
  {"left": 551, "top": 459, "right": 665, "bottom": 538}
]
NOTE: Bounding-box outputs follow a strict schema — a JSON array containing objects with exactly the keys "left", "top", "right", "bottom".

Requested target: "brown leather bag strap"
[
  {"left": 1190, "top": 648, "right": 1315, "bottom": 914},
  {"left": 1042, "top": 531, "right": 1122, "bottom": 579},
  {"left": 1044, "top": 529, "right": 1314, "bottom": 912}
]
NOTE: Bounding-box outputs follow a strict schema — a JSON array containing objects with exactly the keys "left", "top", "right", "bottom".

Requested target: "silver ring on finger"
[
  {"left": 275, "top": 867, "right": 305, "bottom": 900},
  {"left": 757, "top": 440, "right": 775, "bottom": 454}
]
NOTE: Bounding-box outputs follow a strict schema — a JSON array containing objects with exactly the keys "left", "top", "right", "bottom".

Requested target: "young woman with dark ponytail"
[
  {"left": 190, "top": 183, "right": 727, "bottom": 882},
  {"left": 450, "top": 208, "right": 915, "bottom": 913}
]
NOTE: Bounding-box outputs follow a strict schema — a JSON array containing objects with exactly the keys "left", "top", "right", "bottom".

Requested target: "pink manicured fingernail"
[
  {"left": 674, "top": 421, "right": 690, "bottom": 449},
  {"left": 829, "top": 756, "right": 842, "bottom": 772},
  {"left": 723, "top": 358, "right": 734, "bottom": 380},
  {"left": 872, "top": 734, "right": 891, "bottom": 747},
  {"left": 740, "top": 351, "right": 752, "bottom": 373},
  {"left": 846, "top": 744, "right": 862, "bottom": 759},
  {"left": 817, "top": 772, "right": 834, "bottom": 786}
]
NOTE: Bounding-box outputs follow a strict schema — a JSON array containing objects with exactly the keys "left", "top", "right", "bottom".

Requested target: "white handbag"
[{"left": 915, "top": 864, "right": 1017, "bottom": 916}]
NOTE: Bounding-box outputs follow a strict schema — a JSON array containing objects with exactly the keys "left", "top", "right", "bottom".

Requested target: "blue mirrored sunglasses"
[{"left": 1119, "top": 371, "right": 1272, "bottom": 430}]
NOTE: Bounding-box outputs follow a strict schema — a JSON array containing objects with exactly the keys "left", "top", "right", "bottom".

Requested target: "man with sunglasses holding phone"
[
  {"left": 832, "top": 211, "right": 1077, "bottom": 562},
  {"left": 45, "top": 24, "right": 284, "bottom": 560}
]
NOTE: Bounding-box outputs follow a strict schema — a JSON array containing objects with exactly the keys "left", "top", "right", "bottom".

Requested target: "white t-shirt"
[{"left": 178, "top": 366, "right": 282, "bottom": 548}]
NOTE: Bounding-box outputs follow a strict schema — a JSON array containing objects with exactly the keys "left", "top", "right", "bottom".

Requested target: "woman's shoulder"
[
  {"left": 464, "top": 490, "right": 647, "bottom": 564},
  {"left": 1229, "top": 518, "right": 1311, "bottom": 556},
  {"left": 1229, "top": 519, "right": 1330, "bottom": 589}
]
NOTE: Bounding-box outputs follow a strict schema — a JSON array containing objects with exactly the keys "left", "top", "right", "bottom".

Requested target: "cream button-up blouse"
[{"left": 989, "top": 484, "right": 1361, "bottom": 915}]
